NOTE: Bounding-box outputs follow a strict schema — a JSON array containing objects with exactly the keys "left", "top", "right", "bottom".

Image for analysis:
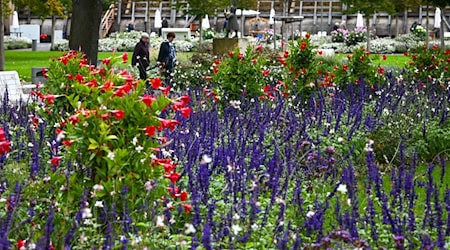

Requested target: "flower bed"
[
  {"left": 3, "top": 36, "right": 32, "bottom": 50},
  {"left": 1, "top": 37, "right": 450, "bottom": 249}
]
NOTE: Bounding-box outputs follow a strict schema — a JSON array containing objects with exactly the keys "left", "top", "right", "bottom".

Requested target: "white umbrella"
[
  {"left": 269, "top": 8, "right": 275, "bottom": 25},
  {"left": 12, "top": 11, "right": 20, "bottom": 31},
  {"left": 434, "top": 7, "right": 441, "bottom": 29},
  {"left": 154, "top": 9, "right": 162, "bottom": 28},
  {"left": 356, "top": 13, "right": 364, "bottom": 28},
  {"left": 201, "top": 15, "right": 210, "bottom": 30}
]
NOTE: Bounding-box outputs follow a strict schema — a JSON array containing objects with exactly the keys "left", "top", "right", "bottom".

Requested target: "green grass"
[
  {"left": 5, "top": 50, "right": 408, "bottom": 83},
  {"left": 5, "top": 50, "right": 195, "bottom": 82}
]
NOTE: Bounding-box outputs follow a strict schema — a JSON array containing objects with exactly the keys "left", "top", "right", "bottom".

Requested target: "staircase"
[{"left": 100, "top": 4, "right": 116, "bottom": 38}]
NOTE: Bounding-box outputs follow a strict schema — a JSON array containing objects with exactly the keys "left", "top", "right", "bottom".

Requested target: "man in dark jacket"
[
  {"left": 226, "top": 6, "right": 239, "bottom": 38},
  {"left": 132, "top": 32, "right": 150, "bottom": 80},
  {"left": 157, "top": 32, "right": 177, "bottom": 84}
]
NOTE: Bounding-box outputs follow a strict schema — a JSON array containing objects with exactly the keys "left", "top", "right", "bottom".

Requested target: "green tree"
[
  {"left": 341, "top": 0, "right": 396, "bottom": 51},
  {"left": 69, "top": 0, "right": 103, "bottom": 65}
]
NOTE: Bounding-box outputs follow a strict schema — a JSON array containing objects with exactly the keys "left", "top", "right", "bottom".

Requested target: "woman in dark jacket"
[
  {"left": 131, "top": 32, "right": 150, "bottom": 80},
  {"left": 157, "top": 32, "right": 177, "bottom": 84},
  {"left": 226, "top": 6, "right": 239, "bottom": 38}
]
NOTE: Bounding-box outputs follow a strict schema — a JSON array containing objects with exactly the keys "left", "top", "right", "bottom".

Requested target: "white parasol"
[
  {"left": 201, "top": 15, "right": 210, "bottom": 30},
  {"left": 236, "top": 9, "right": 260, "bottom": 16},
  {"left": 12, "top": 11, "right": 20, "bottom": 30},
  {"left": 269, "top": 8, "right": 275, "bottom": 25},
  {"left": 434, "top": 7, "right": 441, "bottom": 29},
  {"left": 154, "top": 9, "right": 162, "bottom": 28},
  {"left": 356, "top": 13, "right": 364, "bottom": 28}
]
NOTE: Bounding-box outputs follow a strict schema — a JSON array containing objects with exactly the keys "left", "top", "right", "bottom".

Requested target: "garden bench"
[{"left": 0, "top": 71, "right": 30, "bottom": 103}]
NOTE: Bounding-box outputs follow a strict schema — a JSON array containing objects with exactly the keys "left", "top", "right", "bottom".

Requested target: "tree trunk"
[
  {"left": 69, "top": 0, "right": 103, "bottom": 65},
  {"left": 440, "top": 9, "right": 445, "bottom": 49},
  {"left": 51, "top": 16, "right": 56, "bottom": 51},
  {"left": 366, "top": 16, "right": 370, "bottom": 52},
  {"left": 0, "top": 2, "right": 5, "bottom": 71},
  {"left": 426, "top": 4, "right": 429, "bottom": 48}
]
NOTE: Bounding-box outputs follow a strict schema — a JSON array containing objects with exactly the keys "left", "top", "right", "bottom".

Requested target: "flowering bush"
[
  {"left": 3, "top": 36, "right": 31, "bottom": 50},
  {"left": 284, "top": 33, "right": 319, "bottom": 95},
  {"left": 52, "top": 32, "right": 197, "bottom": 52},
  {"left": 331, "top": 28, "right": 347, "bottom": 43},
  {"left": 25, "top": 51, "right": 193, "bottom": 247},
  {"left": 331, "top": 47, "right": 386, "bottom": 87},
  {"left": 412, "top": 24, "right": 427, "bottom": 40},
  {"left": 211, "top": 45, "right": 274, "bottom": 102},
  {"left": 405, "top": 44, "right": 450, "bottom": 87}
]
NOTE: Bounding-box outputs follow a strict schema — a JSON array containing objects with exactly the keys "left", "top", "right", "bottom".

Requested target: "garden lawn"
[
  {"left": 335, "top": 53, "right": 410, "bottom": 68},
  {"left": 5, "top": 50, "right": 194, "bottom": 82}
]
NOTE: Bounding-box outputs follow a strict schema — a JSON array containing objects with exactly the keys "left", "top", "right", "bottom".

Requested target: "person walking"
[
  {"left": 131, "top": 32, "right": 150, "bottom": 80},
  {"left": 226, "top": 6, "right": 239, "bottom": 38},
  {"left": 157, "top": 32, "right": 177, "bottom": 85}
]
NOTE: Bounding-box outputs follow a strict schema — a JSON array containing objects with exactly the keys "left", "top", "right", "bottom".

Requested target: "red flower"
[
  {"left": 166, "top": 172, "right": 181, "bottom": 183},
  {"left": 205, "top": 75, "right": 212, "bottom": 81},
  {"left": 213, "top": 67, "right": 219, "bottom": 74},
  {"left": 162, "top": 86, "right": 171, "bottom": 96},
  {"left": 145, "top": 126, "right": 156, "bottom": 136},
  {"left": 404, "top": 51, "right": 409, "bottom": 56},
  {"left": 151, "top": 78, "right": 162, "bottom": 89},
  {"left": 113, "top": 89, "right": 126, "bottom": 97},
  {"left": 347, "top": 55, "right": 352, "bottom": 59},
  {"left": 142, "top": 94, "right": 156, "bottom": 107},
  {"left": 382, "top": 54, "right": 387, "bottom": 60},
  {"left": 179, "top": 107, "right": 191, "bottom": 118},
  {"left": 44, "top": 94, "right": 56, "bottom": 104},
  {"left": 342, "top": 64, "right": 348, "bottom": 71},
  {"left": 0, "top": 127, "right": 5, "bottom": 141},
  {"left": 68, "top": 115, "right": 79, "bottom": 125},
  {"left": 262, "top": 69, "right": 270, "bottom": 77},
  {"left": 87, "top": 79, "right": 98, "bottom": 88},
  {"left": 67, "top": 73, "right": 74, "bottom": 81},
  {"left": 122, "top": 53, "right": 129, "bottom": 63},
  {"left": 102, "top": 58, "right": 111, "bottom": 66},
  {"left": 228, "top": 51, "right": 234, "bottom": 57},
  {"left": 256, "top": 44, "right": 263, "bottom": 52},
  {"left": 214, "top": 59, "right": 220, "bottom": 65},
  {"left": 159, "top": 119, "right": 180, "bottom": 131},
  {"left": 305, "top": 33, "right": 310, "bottom": 39},
  {"left": 75, "top": 73, "right": 84, "bottom": 83},
  {"left": 100, "top": 81, "right": 114, "bottom": 92},
  {"left": 0, "top": 141, "right": 11, "bottom": 155},
  {"left": 17, "top": 239, "right": 26, "bottom": 249},
  {"left": 60, "top": 56, "right": 69, "bottom": 65},
  {"left": 51, "top": 156, "right": 62, "bottom": 166},
  {"left": 178, "top": 95, "right": 190, "bottom": 105},
  {"left": 111, "top": 110, "right": 125, "bottom": 120},
  {"left": 182, "top": 203, "right": 192, "bottom": 213},
  {"left": 179, "top": 191, "right": 188, "bottom": 201},
  {"left": 62, "top": 140, "right": 73, "bottom": 147}
]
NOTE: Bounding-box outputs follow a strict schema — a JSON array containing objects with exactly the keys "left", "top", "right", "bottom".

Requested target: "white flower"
[
  {"left": 94, "top": 201, "right": 104, "bottom": 208},
  {"left": 43, "top": 176, "right": 51, "bottom": 182},
  {"left": 93, "top": 184, "right": 104, "bottom": 191},
  {"left": 53, "top": 123, "right": 60, "bottom": 128},
  {"left": 337, "top": 137, "right": 344, "bottom": 143},
  {"left": 144, "top": 181, "right": 153, "bottom": 192},
  {"left": 107, "top": 151, "right": 115, "bottom": 161},
  {"left": 201, "top": 154, "right": 212, "bottom": 164},
  {"left": 251, "top": 224, "right": 260, "bottom": 230},
  {"left": 81, "top": 208, "right": 92, "bottom": 219},
  {"left": 233, "top": 214, "right": 240, "bottom": 221},
  {"left": 56, "top": 131, "right": 65, "bottom": 142},
  {"left": 28, "top": 243, "right": 36, "bottom": 249},
  {"left": 156, "top": 215, "right": 165, "bottom": 228},
  {"left": 231, "top": 224, "right": 242, "bottom": 235},
  {"left": 337, "top": 184, "right": 348, "bottom": 194},
  {"left": 80, "top": 233, "right": 87, "bottom": 243},
  {"left": 132, "top": 137, "right": 138, "bottom": 146},
  {"left": 135, "top": 145, "right": 144, "bottom": 153},
  {"left": 306, "top": 211, "right": 315, "bottom": 218},
  {"left": 185, "top": 223, "right": 196, "bottom": 234}
]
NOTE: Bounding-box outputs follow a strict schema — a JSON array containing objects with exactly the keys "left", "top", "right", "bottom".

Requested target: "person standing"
[
  {"left": 161, "top": 17, "right": 169, "bottom": 37},
  {"left": 131, "top": 32, "right": 150, "bottom": 80},
  {"left": 226, "top": 6, "right": 239, "bottom": 38},
  {"left": 157, "top": 32, "right": 177, "bottom": 84}
]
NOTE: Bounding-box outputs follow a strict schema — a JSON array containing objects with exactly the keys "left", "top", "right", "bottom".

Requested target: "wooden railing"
[{"left": 100, "top": 4, "right": 116, "bottom": 38}]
